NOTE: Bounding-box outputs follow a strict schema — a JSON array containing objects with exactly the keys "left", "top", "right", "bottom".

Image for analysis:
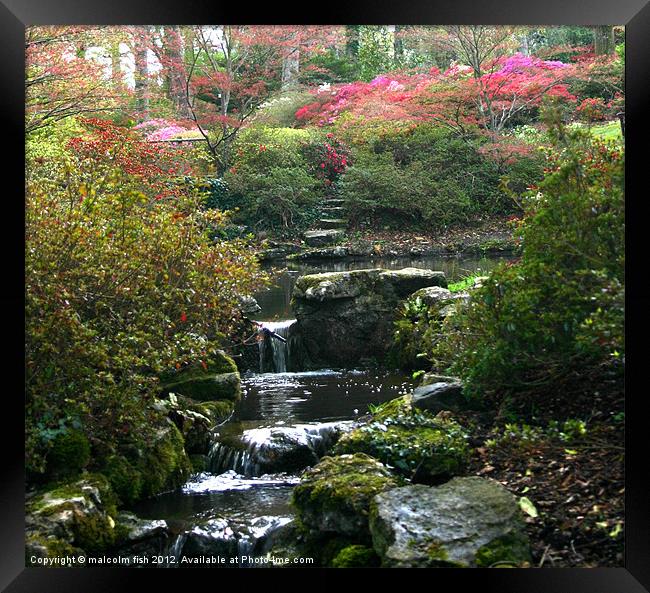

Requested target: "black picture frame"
[{"left": 4, "top": 1, "right": 648, "bottom": 590}]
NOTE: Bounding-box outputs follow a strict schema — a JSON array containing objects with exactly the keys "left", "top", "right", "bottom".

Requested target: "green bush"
[
  {"left": 339, "top": 124, "right": 543, "bottom": 228},
  {"left": 428, "top": 121, "right": 624, "bottom": 400},
  {"left": 223, "top": 126, "right": 327, "bottom": 233}
]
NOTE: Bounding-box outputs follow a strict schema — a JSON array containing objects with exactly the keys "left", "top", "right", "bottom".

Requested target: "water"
[
  {"left": 254, "top": 253, "right": 513, "bottom": 320},
  {"left": 132, "top": 253, "right": 508, "bottom": 566},
  {"left": 256, "top": 319, "right": 297, "bottom": 373}
]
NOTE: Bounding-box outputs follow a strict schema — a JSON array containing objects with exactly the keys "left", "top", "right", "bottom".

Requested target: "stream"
[{"left": 133, "top": 253, "right": 512, "bottom": 566}]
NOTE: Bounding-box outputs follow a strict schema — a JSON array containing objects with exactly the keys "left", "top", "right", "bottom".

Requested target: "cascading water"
[
  {"left": 207, "top": 421, "right": 353, "bottom": 477},
  {"left": 257, "top": 319, "right": 298, "bottom": 373}
]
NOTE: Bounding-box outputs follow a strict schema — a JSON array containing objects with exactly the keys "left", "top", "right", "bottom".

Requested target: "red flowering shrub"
[{"left": 576, "top": 97, "right": 608, "bottom": 122}]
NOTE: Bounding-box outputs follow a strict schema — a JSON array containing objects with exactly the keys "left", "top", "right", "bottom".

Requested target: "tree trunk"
[
  {"left": 281, "top": 46, "right": 300, "bottom": 89},
  {"left": 164, "top": 26, "right": 190, "bottom": 117},
  {"left": 593, "top": 25, "right": 615, "bottom": 55},
  {"left": 133, "top": 32, "right": 149, "bottom": 119},
  {"left": 394, "top": 25, "right": 404, "bottom": 62},
  {"left": 345, "top": 25, "right": 360, "bottom": 60}
]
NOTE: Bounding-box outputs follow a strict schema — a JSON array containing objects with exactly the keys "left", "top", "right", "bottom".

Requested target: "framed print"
[{"left": 4, "top": 0, "right": 649, "bottom": 590}]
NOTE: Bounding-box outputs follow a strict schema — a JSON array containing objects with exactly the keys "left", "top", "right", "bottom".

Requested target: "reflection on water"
[
  {"left": 133, "top": 471, "right": 295, "bottom": 530},
  {"left": 238, "top": 369, "right": 415, "bottom": 424},
  {"left": 254, "top": 253, "right": 513, "bottom": 320}
]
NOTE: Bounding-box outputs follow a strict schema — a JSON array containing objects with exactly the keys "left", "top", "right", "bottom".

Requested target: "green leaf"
[{"left": 519, "top": 496, "right": 539, "bottom": 518}]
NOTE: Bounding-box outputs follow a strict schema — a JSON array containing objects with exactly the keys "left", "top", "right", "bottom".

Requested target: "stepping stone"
[
  {"left": 303, "top": 229, "right": 344, "bottom": 247},
  {"left": 319, "top": 218, "right": 348, "bottom": 229}
]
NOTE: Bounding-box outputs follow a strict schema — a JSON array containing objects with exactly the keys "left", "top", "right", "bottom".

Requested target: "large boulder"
[
  {"left": 291, "top": 454, "right": 398, "bottom": 540},
  {"left": 303, "top": 229, "right": 344, "bottom": 247},
  {"left": 370, "top": 477, "right": 531, "bottom": 567},
  {"left": 160, "top": 351, "right": 241, "bottom": 402},
  {"left": 333, "top": 402, "right": 469, "bottom": 484},
  {"left": 102, "top": 421, "right": 192, "bottom": 505},
  {"left": 113, "top": 512, "right": 170, "bottom": 558},
  {"left": 292, "top": 268, "right": 447, "bottom": 367}
]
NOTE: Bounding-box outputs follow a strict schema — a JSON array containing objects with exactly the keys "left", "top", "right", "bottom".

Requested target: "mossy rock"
[
  {"left": 103, "top": 455, "right": 144, "bottom": 507},
  {"left": 334, "top": 406, "right": 469, "bottom": 484},
  {"left": 160, "top": 351, "right": 241, "bottom": 402},
  {"left": 46, "top": 430, "right": 91, "bottom": 479},
  {"left": 25, "top": 534, "right": 83, "bottom": 565},
  {"left": 137, "top": 423, "right": 192, "bottom": 498},
  {"left": 26, "top": 474, "right": 120, "bottom": 557},
  {"left": 291, "top": 453, "right": 399, "bottom": 540},
  {"left": 189, "top": 454, "right": 208, "bottom": 473},
  {"left": 331, "top": 544, "right": 380, "bottom": 568}
]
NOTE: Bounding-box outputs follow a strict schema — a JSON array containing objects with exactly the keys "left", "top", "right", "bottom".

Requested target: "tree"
[
  {"left": 181, "top": 25, "right": 337, "bottom": 173},
  {"left": 25, "top": 26, "right": 122, "bottom": 134},
  {"left": 593, "top": 25, "right": 615, "bottom": 55}
]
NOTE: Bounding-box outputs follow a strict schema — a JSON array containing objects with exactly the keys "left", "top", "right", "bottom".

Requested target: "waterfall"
[
  {"left": 257, "top": 319, "right": 298, "bottom": 373},
  {"left": 207, "top": 422, "right": 353, "bottom": 477}
]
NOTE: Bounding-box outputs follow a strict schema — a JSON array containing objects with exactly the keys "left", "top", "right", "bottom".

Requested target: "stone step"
[
  {"left": 319, "top": 218, "right": 348, "bottom": 229},
  {"left": 303, "top": 229, "right": 344, "bottom": 247},
  {"left": 324, "top": 199, "right": 345, "bottom": 206},
  {"left": 321, "top": 206, "right": 345, "bottom": 214}
]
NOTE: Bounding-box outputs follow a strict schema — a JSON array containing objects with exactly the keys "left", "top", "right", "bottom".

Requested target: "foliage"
[
  {"left": 428, "top": 120, "right": 624, "bottom": 400},
  {"left": 26, "top": 120, "right": 267, "bottom": 476},
  {"left": 339, "top": 124, "right": 543, "bottom": 228},
  {"left": 222, "top": 126, "right": 346, "bottom": 232}
]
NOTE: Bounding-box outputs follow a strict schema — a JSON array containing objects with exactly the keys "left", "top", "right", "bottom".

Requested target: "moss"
[
  {"left": 103, "top": 455, "right": 143, "bottom": 507},
  {"left": 162, "top": 372, "right": 241, "bottom": 402},
  {"left": 46, "top": 430, "right": 91, "bottom": 479},
  {"left": 25, "top": 534, "right": 81, "bottom": 564},
  {"left": 475, "top": 532, "right": 532, "bottom": 568},
  {"left": 334, "top": 415, "right": 469, "bottom": 484},
  {"left": 196, "top": 399, "right": 235, "bottom": 422},
  {"left": 291, "top": 454, "right": 398, "bottom": 538},
  {"left": 331, "top": 545, "right": 380, "bottom": 568},
  {"left": 189, "top": 454, "right": 208, "bottom": 473},
  {"left": 138, "top": 424, "right": 192, "bottom": 498},
  {"left": 26, "top": 474, "right": 120, "bottom": 556},
  {"left": 369, "top": 395, "right": 412, "bottom": 421}
]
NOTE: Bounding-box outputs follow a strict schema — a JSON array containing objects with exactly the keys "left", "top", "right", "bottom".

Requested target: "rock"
[
  {"left": 257, "top": 242, "right": 302, "bottom": 261},
  {"left": 303, "top": 229, "right": 344, "bottom": 247},
  {"left": 370, "top": 477, "right": 531, "bottom": 567},
  {"left": 103, "top": 422, "right": 192, "bottom": 504},
  {"left": 26, "top": 475, "right": 119, "bottom": 560},
  {"left": 331, "top": 544, "right": 380, "bottom": 568},
  {"left": 421, "top": 373, "right": 460, "bottom": 386},
  {"left": 292, "top": 268, "right": 447, "bottom": 367},
  {"left": 114, "top": 512, "right": 169, "bottom": 557},
  {"left": 167, "top": 395, "right": 234, "bottom": 454},
  {"left": 178, "top": 518, "right": 239, "bottom": 559},
  {"left": 209, "top": 422, "right": 354, "bottom": 476},
  {"left": 160, "top": 351, "right": 241, "bottom": 402},
  {"left": 319, "top": 218, "right": 348, "bottom": 230},
  {"left": 287, "top": 246, "right": 349, "bottom": 260},
  {"left": 292, "top": 454, "right": 398, "bottom": 540},
  {"left": 239, "top": 295, "right": 262, "bottom": 315},
  {"left": 333, "top": 406, "right": 469, "bottom": 484},
  {"left": 411, "top": 381, "right": 468, "bottom": 415}
]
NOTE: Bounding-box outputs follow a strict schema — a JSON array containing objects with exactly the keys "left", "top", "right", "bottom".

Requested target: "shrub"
[
  {"left": 339, "top": 124, "right": 541, "bottom": 228},
  {"left": 223, "top": 126, "right": 328, "bottom": 232},
  {"left": 428, "top": 121, "right": 624, "bottom": 400},
  {"left": 26, "top": 124, "right": 267, "bottom": 476}
]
